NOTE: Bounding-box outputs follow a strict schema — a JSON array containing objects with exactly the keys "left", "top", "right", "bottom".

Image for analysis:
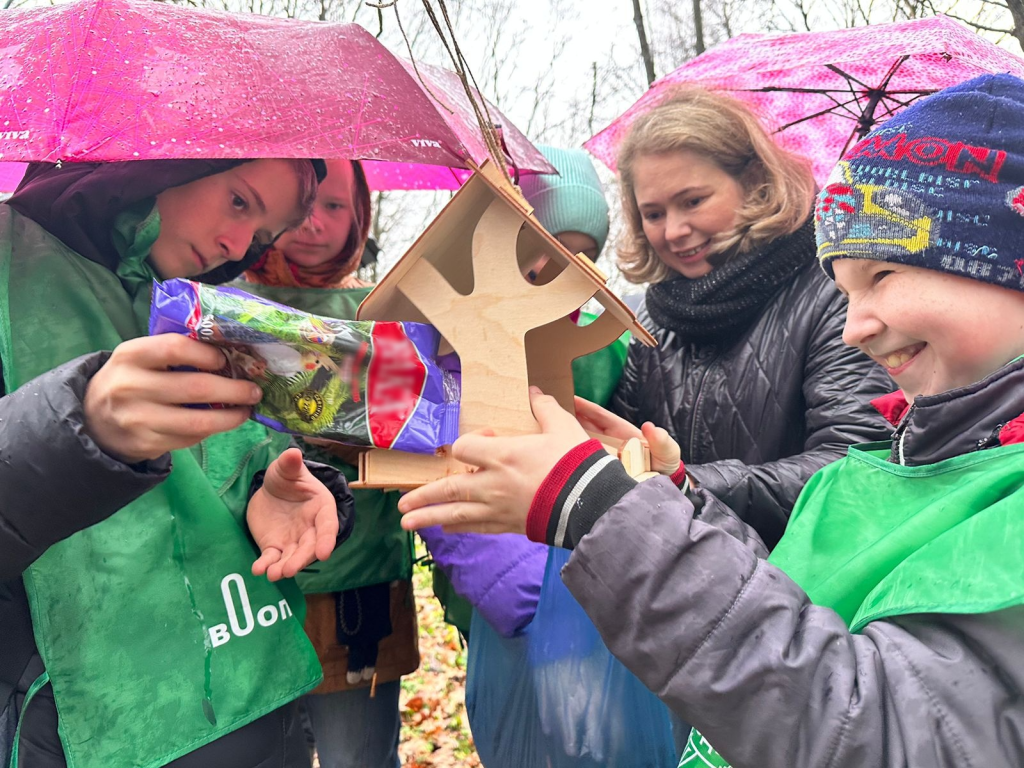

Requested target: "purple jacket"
[{"left": 419, "top": 527, "right": 547, "bottom": 637}]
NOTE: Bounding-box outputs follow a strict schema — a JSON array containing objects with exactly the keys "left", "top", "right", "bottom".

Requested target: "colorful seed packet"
[{"left": 150, "top": 279, "right": 460, "bottom": 453}]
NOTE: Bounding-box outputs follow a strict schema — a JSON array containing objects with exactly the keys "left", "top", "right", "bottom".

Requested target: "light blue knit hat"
[{"left": 519, "top": 145, "right": 610, "bottom": 255}]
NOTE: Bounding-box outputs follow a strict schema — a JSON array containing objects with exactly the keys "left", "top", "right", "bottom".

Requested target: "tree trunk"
[
  {"left": 692, "top": 0, "right": 705, "bottom": 55},
  {"left": 631, "top": 0, "right": 657, "bottom": 86},
  {"left": 1007, "top": 0, "right": 1024, "bottom": 54}
]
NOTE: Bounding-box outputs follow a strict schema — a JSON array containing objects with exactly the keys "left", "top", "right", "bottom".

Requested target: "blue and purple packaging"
[{"left": 150, "top": 279, "right": 460, "bottom": 454}]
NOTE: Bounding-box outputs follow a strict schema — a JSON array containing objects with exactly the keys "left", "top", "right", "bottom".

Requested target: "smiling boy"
[{"left": 397, "top": 74, "right": 1024, "bottom": 767}]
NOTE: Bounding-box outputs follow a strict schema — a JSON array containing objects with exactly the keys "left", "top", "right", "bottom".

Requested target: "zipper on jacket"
[
  {"left": 892, "top": 403, "right": 914, "bottom": 466},
  {"left": 688, "top": 344, "right": 719, "bottom": 462}
]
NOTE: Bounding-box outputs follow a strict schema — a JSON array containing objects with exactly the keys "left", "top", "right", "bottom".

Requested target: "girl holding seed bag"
[{"left": 0, "top": 158, "right": 354, "bottom": 768}]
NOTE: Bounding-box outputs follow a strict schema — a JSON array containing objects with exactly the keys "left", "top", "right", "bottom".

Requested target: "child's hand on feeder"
[
  {"left": 574, "top": 396, "right": 682, "bottom": 474},
  {"left": 398, "top": 387, "right": 590, "bottom": 535},
  {"left": 248, "top": 448, "right": 339, "bottom": 581}
]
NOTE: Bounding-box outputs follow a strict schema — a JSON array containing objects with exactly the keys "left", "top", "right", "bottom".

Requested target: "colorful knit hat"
[
  {"left": 816, "top": 73, "right": 1024, "bottom": 291},
  {"left": 518, "top": 145, "right": 610, "bottom": 255}
]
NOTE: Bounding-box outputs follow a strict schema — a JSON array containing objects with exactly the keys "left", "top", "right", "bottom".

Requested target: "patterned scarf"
[
  {"left": 242, "top": 247, "right": 371, "bottom": 290},
  {"left": 645, "top": 217, "right": 816, "bottom": 343}
]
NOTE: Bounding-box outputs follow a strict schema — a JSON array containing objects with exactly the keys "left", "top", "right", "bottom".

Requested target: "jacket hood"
[{"left": 7, "top": 159, "right": 252, "bottom": 284}]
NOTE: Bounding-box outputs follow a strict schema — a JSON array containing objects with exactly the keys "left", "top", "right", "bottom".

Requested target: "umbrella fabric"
[
  {"left": 585, "top": 15, "right": 1024, "bottom": 184},
  {"left": 0, "top": 160, "right": 24, "bottom": 199},
  {"left": 363, "top": 59, "right": 553, "bottom": 190},
  {"left": 0, "top": 0, "right": 553, "bottom": 189}
]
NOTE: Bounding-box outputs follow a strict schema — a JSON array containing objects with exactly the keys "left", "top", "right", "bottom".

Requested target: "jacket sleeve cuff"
[
  {"left": 0, "top": 351, "right": 172, "bottom": 579},
  {"left": 526, "top": 439, "right": 637, "bottom": 549},
  {"left": 669, "top": 461, "right": 690, "bottom": 490}
]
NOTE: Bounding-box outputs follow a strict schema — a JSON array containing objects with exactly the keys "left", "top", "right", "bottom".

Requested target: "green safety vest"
[
  {"left": 231, "top": 280, "right": 413, "bottom": 593},
  {"left": 571, "top": 309, "right": 630, "bottom": 408},
  {"left": 1, "top": 205, "right": 321, "bottom": 768},
  {"left": 680, "top": 438, "right": 1024, "bottom": 767}
]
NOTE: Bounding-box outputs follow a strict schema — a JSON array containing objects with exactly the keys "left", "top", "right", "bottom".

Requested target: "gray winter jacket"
[
  {"left": 0, "top": 352, "right": 353, "bottom": 768},
  {"left": 612, "top": 261, "right": 893, "bottom": 547},
  {"left": 538, "top": 361, "right": 1024, "bottom": 768}
]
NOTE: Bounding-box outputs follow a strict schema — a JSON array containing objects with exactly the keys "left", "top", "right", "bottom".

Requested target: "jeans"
[
  {"left": 669, "top": 711, "right": 692, "bottom": 761},
  {"left": 301, "top": 683, "right": 402, "bottom": 768}
]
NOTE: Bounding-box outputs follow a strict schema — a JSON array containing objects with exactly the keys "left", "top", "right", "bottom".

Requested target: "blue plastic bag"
[{"left": 466, "top": 547, "right": 677, "bottom": 767}]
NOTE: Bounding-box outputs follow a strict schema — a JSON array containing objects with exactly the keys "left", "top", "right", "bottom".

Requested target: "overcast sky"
[{"left": 360, "top": 0, "right": 1021, "bottom": 289}]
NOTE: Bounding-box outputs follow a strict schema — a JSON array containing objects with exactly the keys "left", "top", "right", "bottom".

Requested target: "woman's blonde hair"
[{"left": 616, "top": 87, "right": 815, "bottom": 284}]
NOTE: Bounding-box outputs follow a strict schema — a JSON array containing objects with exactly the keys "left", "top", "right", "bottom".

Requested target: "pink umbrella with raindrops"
[
  {"left": 0, "top": 0, "right": 553, "bottom": 191},
  {"left": 585, "top": 15, "right": 1024, "bottom": 185}
]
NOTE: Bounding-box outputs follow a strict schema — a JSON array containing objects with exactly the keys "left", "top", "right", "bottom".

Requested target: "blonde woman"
[{"left": 610, "top": 88, "right": 892, "bottom": 549}]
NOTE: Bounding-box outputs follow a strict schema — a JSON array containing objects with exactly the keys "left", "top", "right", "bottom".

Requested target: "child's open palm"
[{"left": 247, "top": 448, "right": 339, "bottom": 582}]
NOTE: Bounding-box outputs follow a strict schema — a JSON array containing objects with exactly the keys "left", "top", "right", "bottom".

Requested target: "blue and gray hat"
[{"left": 816, "top": 73, "right": 1024, "bottom": 291}]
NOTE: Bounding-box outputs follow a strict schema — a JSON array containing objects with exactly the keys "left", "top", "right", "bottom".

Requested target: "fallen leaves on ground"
[{"left": 398, "top": 554, "right": 481, "bottom": 768}]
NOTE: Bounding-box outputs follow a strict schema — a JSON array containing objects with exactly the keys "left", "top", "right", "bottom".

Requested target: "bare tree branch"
[
  {"left": 796, "top": 0, "right": 812, "bottom": 30},
  {"left": 632, "top": 0, "right": 658, "bottom": 86},
  {"left": 998, "top": 0, "right": 1024, "bottom": 52},
  {"left": 692, "top": 0, "right": 706, "bottom": 53},
  {"left": 943, "top": 9, "right": 1012, "bottom": 33},
  {"left": 588, "top": 61, "right": 599, "bottom": 136}
]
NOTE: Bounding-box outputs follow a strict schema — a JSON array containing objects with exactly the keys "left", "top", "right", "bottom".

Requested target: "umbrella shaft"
[{"left": 856, "top": 90, "right": 885, "bottom": 138}]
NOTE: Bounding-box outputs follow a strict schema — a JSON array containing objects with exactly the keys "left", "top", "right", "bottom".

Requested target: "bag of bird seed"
[{"left": 150, "top": 279, "right": 460, "bottom": 453}]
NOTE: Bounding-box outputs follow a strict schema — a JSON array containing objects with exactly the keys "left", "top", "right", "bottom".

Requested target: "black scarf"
[{"left": 645, "top": 217, "right": 817, "bottom": 343}]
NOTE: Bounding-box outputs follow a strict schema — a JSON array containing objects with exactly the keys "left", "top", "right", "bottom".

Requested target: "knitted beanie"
[
  {"left": 816, "top": 73, "right": 1024, "bottom": 291},
  {"left": 519, "top": 145, "right": 610, "bottom": 255}
]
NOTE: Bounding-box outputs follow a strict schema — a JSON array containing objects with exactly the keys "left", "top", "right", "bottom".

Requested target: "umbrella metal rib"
[{"left": 737, "top": 55, "right": 937, "bottom": 158}]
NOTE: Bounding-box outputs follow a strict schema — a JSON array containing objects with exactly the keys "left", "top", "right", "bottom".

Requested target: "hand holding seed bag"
[
  {"left": 83, "top": 333, "right": 342, "bottom": 580},
  {"left": 83, "top": 333, "right": 261, "bottom": 463},
  {"left": 150, "top": 278, "right": 460, "bottom": 452}
]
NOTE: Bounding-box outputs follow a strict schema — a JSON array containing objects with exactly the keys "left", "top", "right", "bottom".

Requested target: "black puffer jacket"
[{"left": 612, "top": 260, "right": 893, "bottom": 549}]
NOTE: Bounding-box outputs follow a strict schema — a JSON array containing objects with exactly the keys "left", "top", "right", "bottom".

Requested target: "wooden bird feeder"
[{"left": 355, "top": 161, "right": 657, "bottom": 489}]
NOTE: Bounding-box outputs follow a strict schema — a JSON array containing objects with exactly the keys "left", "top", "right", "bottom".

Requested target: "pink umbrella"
[
  {"left": 0, "top": 161, "right": 24, "bottom": 199},
  {"left": 0, "top": 0, "right": 553, "bottom": 190},
  {"left": 363, "top": 59, "right": 549, "bottom": 190},
  {"left": 586, "top": 15, "right": 1024, "bottom": 185}
]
